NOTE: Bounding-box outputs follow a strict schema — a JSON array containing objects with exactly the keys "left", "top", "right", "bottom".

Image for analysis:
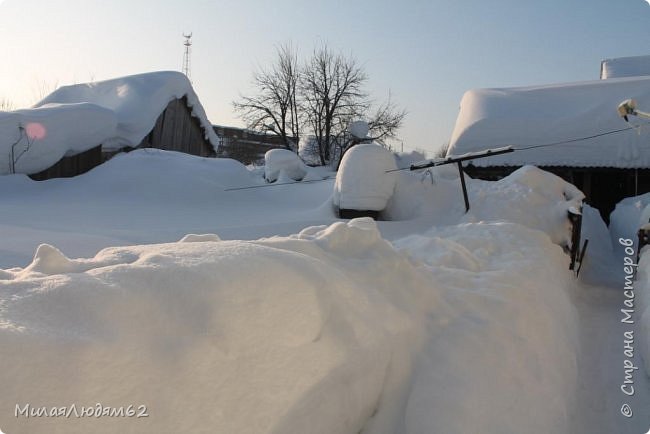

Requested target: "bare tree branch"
[{"left": 233, "top": 43, "right": 301, "bottom": 150}]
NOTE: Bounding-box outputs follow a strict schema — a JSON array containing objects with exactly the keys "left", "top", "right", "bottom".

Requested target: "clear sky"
[{"left": 1, "top": 0, "right": 650, "bottom": 155}]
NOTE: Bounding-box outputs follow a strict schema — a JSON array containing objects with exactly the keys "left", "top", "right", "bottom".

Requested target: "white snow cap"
[
  {"left": 333, "top": 143, "right": 397, "bottom": 211},
  {"left": 447, "top": 76, "right": 650, "bottom": 168},
  {"left": 348, "top": 120, "right": 369, "bottom": 139},
  {"left": 35, "top": 71, "right": 219, "bottom": 152},
  {"left": 0, "top": 71, "right": 219, "bottom": 176},
  {"left": 0, "top": 103, "right": 116, "bottom": 175},
  {"left": 264, "top": 149, "right": 307, "bottom": 182},
  {"left": 601, "top": 55, "right": 650, "bottom": 79}
]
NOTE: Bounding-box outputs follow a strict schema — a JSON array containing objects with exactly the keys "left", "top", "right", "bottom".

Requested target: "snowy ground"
[{"left": 1, "top": 149, "right": 649, "bottom": 433}]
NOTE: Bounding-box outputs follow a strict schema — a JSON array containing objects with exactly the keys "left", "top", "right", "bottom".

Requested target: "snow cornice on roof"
[{"left": 447, "top": 76, "right": 650, "bottom": 169}]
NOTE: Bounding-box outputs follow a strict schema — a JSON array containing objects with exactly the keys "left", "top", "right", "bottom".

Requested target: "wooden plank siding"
[
  {"left": 29, "top": 96, "right": 215, "bottom": 181},
  {"left": 139, "top": 96, "right": 215, "bottom": 157},
  {"left": 29, "top": 145, "right": 103, "bottom": 181}
]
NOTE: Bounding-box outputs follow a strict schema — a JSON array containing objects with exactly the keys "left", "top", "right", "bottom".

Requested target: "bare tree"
[
  {"left": 234, "top": 43, "right": 300, "bottom": 150},
  {"left": 300, "top": 45, "right": 369, "bottom": 165},
  {"left": 0, "top": 98, "right": 14, "bottom": 111}
]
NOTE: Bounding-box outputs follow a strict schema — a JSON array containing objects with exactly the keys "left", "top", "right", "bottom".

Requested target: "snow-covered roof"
[
  {"left": 601, "top": 55, "right": 650, "bottom": 79},
  {"left": 0, "top": 71, "right": 219, "bottom": 176},
  {"left": 447, "top": 76, "right": 650, "bottom": 169},
  {"left": 0, "top": 103, "right": 117, "bottom": 175},
  {"left": 35, "top": 71, "right": 219, "bottom": 152}
]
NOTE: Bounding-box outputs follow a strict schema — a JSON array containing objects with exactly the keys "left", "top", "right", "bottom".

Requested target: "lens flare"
[{"left": 25, "top": 122, "right": 47, "bottom": 140}]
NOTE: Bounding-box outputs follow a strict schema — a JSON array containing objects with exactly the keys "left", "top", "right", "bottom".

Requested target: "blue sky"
[{"left": 1, "top": 0, "right": 650, "bottom": 154}]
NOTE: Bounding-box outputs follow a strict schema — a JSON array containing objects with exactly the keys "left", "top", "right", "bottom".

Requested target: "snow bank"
[
  {"left": 614, "top": 193, "right": 650, "bottom": 377},
  {"left": 394, "top": 222, "right": 578, "bottom": 434},
  {"left": 601, "top": 55, "right": 650, "bottom": 79},
  {"left": 0, "top": 149, "right": 587, "bottom": 433},
  {"left": 35, "top": 71, "right": 219, "bottom": 152},
  {"left": 0, "top": 103, "right": 116, "bottom": 175},
  {"left": 462, "top": 165, "right": 584, "bottom": 246},
  {"left": 264, "top": 148, "right": 307, "bottom": 182},
  {"left": 0, "top": 218, "right": 428, "bottom": 434},
  {"left": 448, "top": 76, "right": 650, "bottom": 168},
  {"left": 333, "top": 144, "right": 398, "bottom": 212}
]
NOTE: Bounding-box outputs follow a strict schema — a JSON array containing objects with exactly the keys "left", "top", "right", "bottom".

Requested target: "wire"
[
  {"left": 224, "top": 176, "right": 336, "bottom": 191},
  {"left": 514, "top": 120, "right": 650, "bottom": 151}
]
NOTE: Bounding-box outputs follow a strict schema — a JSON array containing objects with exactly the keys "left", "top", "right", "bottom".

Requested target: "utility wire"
[
  {"left": 390, "top": 120, "right": 650, "bottom": 173},
  {"left": 514, "top": 120, "right": 650, "bottom": 151},
  {"left": 224, "top": 176, "right": 336, "bottom": 191}
]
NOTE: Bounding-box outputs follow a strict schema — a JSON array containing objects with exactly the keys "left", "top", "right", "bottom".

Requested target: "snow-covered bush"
[
  {"left": 333, "top": 143, "right": 398, "bottom": 213},
  {"left": 264, "top": 148, "right": 307, "bottom": 182}
]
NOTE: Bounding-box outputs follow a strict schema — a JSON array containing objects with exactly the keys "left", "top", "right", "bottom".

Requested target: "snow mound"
[
  {"left": 0, "top": 218, "right": 426, "bottom": 434},
  {"left": 333, "top": 144, "right": 398, "bottom": 212},
  {"left": 264, "top": 149, "right": 307, "bottom": 182},
  {"left": 35, "top": 71, "right": 219, "bottom": 152},
  {"left": 0, "top": 103, "right": 116, "bottom": 175},
  {"left": 178, "top": 233, "right": 222, "bottom": 243},
  {"left": 463, "top": 165, "right": 584, "bottom": 246}
]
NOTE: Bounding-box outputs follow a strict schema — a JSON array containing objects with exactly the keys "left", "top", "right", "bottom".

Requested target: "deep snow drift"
[{"left": 0, "top": 149, "right": 595, "bottom": 433}]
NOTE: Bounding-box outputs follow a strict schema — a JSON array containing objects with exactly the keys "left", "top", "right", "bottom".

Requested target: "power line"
[{"left": 514, "top": 121, "right": 650, "bottom": 151}]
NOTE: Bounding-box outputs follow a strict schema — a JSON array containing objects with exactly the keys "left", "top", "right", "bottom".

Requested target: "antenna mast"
[{"left": 182, "top": 32, "right": 193, "bottom": 83}]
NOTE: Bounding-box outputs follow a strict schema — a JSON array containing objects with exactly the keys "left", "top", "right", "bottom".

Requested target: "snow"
[
  {"left": 0, "top": 103, "right": 116, "bottom": 175},
  {"left": 601, "top": 55, "right": 650, "bottom": 79},
  {"left": 333, "top": 143, "right": 398, "bottom": 212},
  {"left": 35, "top": 71, "right": 219, "bottom": 152},
  {"left": 348, "top": 120, "right": 370, "bottom": 139},
  {"left": 264, "top": 148, "right": 308, "bottom": 182},
  {"left": 611, "top": 192, "right": 650, "bottom": 379},
  {"left": 0, "top": 149, "right": 648, "bottom": 433},
  {"left": 447, "top": 76, "right": 650, "bottom": 168},
  {"left": 0, "top": 71, "right": 218, "bottom": 177}
]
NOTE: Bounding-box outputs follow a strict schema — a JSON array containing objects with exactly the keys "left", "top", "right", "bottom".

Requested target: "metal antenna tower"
[{"left": 182, "top": 32, "right": 192, "bottom": 83}]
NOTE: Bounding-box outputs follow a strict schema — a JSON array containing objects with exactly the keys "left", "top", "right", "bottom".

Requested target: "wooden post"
[
  {"left": 568, "top": 207, "right": 582, "bottom": 271},
  {"left": 458, "top": 161, "right": 470, "bottom": 213}
]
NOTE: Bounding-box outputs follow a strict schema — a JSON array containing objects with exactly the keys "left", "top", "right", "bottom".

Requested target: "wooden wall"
[
  {"left": 138, "top": 96, "right": 215, "bottom": 158},
  {"left": 29, "top": 96, "right": 216, "bottom": 181},
  {"left": 29, "top": 145, "right": 103, "bottom": 181}
]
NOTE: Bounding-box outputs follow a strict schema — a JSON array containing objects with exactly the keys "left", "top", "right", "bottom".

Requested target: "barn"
[
  {"left": 447, "top": 74, "right": 650, "bottom": 222},
  {"left": 0, "top": 71, "right": 219, "bottom": 180}
]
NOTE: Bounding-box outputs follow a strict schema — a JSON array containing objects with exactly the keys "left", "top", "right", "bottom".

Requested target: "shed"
[
  {"left": 0, "top": 71, "right": 220, "bottom": 180},
  {"left": 446, "top": 76, "right": 650, "bottom": 222}
]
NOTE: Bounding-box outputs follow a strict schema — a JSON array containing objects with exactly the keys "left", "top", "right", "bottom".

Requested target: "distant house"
[
  {"left": 1, "top": 71, "right": 220, "bottom": 181},
  {"left": 447, "top": 70, "right": 650, "bottom": 222},
  {"left": 214, "top": 125, "right": 294, "bottom": 165}
]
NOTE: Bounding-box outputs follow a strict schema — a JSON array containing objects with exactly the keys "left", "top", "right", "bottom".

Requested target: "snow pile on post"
[
  {"left": 264, "top": 148, "right": 307, "bottom": 182},
  {"left": 447, "top": 77, "right": 650, "bottom": 168},
  {"left": 601, "top": 55, "right": 650, "bottom": 79},
  {"left": 333, "top": 143, "right": 398, "bottom": 213},
  {"left": 0, "top": 103, "right": 116, "bottom": 175}
]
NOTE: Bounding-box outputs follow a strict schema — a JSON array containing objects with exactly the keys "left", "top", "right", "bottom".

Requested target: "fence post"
[{"left": 568, "top": 206, "right": 583, "bottom": 271}]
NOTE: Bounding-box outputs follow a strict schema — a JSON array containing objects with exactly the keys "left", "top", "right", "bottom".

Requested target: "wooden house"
[
  {"left": 447, "top": 75, "right": 650, "bottom": 222},
  {"left": 26, "top": 71, "right": 219, "bottom": 181}
]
